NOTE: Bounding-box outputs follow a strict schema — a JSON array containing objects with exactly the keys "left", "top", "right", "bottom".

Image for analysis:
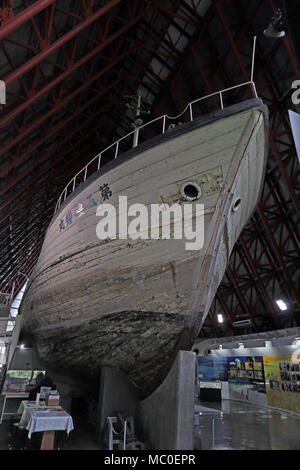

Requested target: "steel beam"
[
  {"left": 0, "top": 0, "right": 56, "bottom": 39},
  {"left": 2, "top": 0, "right": 122, "bottom": 87}
]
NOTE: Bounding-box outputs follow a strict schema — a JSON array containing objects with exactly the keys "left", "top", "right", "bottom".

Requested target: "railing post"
[
  {"left": 115, "top": 141, "right": 119, "bottom": 159},
  {"left": 251, "top": 36, "right": 257, "bottom": 83},
  {"left": 57, "top": 196, "right": 61, "bottom": 212},
  {"left": 219, "top": 92, "right": 224, "bottom": 110},
  {"left": 10, "top": 282, "right": 15, "bottom": 309},
  {"left": 251, "top": 81, "right": 258, "bottom": 98},
  {"left": 133, "top": 127, "right": 139, "bottom": 148},
  {"left": 162, "top": 115, "right": 166, "bottom": 134}
]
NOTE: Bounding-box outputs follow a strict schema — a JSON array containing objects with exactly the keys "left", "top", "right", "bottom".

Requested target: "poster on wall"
[
  {"left": 263, "top": 355, "right": 300, "bottom": 414},
  {"left": 197, "top": 355, "right": 267, "bottom": 404},
  {"left": 197, "top": 356, "right": 264, "bottom": 383},
  {"left": 227, "top": 356, "right": 264, "bottom": 384},
  {"left": 197, "top": 356, "right": 228, "bottom": 382},
  {"left": 226, "top": 356, "right": 266, "bottom": 404}
]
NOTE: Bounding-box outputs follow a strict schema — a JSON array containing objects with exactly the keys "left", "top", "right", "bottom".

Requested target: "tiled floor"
[{"left": 194, "top": 400, "right": 300, "bottom": 450}]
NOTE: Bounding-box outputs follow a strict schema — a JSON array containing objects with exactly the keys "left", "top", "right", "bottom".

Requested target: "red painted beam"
[
  {"left": 239, "top": 236, "right": 281, "bottom": 328},
  {"left": 2, "top": 0, "right": 122, "bottom": 87},
  {"left": 0, "top": 79, "right": 121, "bottom": 200},
  {"left": 0, "top": 14, "right": 142, "bottom": 132},
  {"left": 215, "top": 292, "right": 235, "bottom": 326},
  {"left": 208, "top": 309, "right": 221, "bottom": 337},
  {"left": 0, "top": 0, "right": 56, "bottom": 40},
  {"left": 215, "top": 2, "right": 254, "bottom": 95},
  {"left": 0, "top": 115, "right": 114, "bottom": 232},
  {"left": 256, "top": 205, "right": 300, "bottom": 307},
  {"left": 268, "top": 132, "right": 300, "bottom": 220},
  {"left": 226, "top": 266, "right": 258, "bottom": 331},
  {"left": 0, "top": 113, "right": 114, "bottom": 211},
  {"left": 0, "top": 225, "right": 44, "bottom": 270},
  {"left": 190, "top": 45, "right": 220, "bottom": 110},
  {"left": 1, "top": 240, "right": 44, "bottom": 292},
  {"left": 0, "top": 86, "right": 124, "bottom": 191},
  {"left": 0, "top": 55, "right": 127, "bottom": 169}
]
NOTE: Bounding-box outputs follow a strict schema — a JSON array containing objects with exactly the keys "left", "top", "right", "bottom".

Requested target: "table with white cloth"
[{"left": 17, "top": 401, "right": 74, "bottom": 449}]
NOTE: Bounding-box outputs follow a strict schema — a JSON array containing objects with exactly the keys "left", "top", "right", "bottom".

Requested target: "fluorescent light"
[
  {"left": 20, "top": 344, "right": 25, "bottom": 349},
  {"left": 238, "top": 342, "right": 244, "bottom": 349},
  {"left": 276, "top": 300, "right": 288, "bottom": 311},
  {"left": 217, "top": 314, "right": 224, "bottom": 324}
]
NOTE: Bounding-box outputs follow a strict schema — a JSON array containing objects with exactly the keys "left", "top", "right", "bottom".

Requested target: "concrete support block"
[
  {"left": 97, "top": 351, "right": 196, "bottom": 450},
  {"left": 138, "top": 351, "right": 196, "bottom": 450},
  {"left": 97, "top": 367, "right": 139, "bottom": 446}
]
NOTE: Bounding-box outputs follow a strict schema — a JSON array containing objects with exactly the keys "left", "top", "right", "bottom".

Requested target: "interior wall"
[{"left": 197, "top": 342, "right": 300, "bottom": 415}]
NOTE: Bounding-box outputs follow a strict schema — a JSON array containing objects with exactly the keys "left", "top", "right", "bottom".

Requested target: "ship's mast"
[
  {"left": 133, "top": 89, "right": 142, "bottom": 148},
  {"left": 126, "top": 88, "right": 150, "bottom": 148}
]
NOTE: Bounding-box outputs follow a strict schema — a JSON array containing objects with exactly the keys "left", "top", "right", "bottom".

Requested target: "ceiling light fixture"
[
  {"left": 264, "top": 8, "right": 286, "bottom": 38},
  {"left": 276, "top": 299, "right": 288, "bottom": 311}
]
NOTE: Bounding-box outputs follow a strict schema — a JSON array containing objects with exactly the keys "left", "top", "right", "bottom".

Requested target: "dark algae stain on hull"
[{"left": 29, "top": 311, "right": 188, "bottom": 396}]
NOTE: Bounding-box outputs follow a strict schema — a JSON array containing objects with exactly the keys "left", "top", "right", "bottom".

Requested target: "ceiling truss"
[{"left": 0, "top": 0, "right": 299, "bottom": 338}]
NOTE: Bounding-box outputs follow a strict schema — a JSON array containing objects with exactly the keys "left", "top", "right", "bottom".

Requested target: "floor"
[
  {"left": 1, "top": 396, "right": 300, "bottom": 450},
  {"left": 194, "top": 399, "right": 300, "bottom": 450}
]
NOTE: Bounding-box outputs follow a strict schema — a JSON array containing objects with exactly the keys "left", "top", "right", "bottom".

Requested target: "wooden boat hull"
[{"left": 20, "top": 99, "right": 268, "bottom": 396}]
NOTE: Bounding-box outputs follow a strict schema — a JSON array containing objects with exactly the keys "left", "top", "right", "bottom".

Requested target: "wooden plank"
[{"left": 40, "top": 431, "right": 55, "bottom": 450}]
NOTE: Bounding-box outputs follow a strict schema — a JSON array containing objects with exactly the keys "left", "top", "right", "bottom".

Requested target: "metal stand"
[
  {"left": 107, "top": 416, "right": 127, "bottom": 450},
  {"left": 195, "top": 405, "right": 223, "bottom": 450}
]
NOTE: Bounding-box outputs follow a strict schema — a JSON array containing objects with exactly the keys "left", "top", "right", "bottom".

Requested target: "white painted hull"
[{"left": 20, "top": 100, "right": 268, "bottom": 395}]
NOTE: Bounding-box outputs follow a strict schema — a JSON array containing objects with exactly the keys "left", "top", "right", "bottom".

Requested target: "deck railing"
[{"left": 54, "top": 80, "right": 258, "bottom": 214}]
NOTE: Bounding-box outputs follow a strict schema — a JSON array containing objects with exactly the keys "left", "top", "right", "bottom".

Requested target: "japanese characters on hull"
[{"left": 59, "top": 184, "right": 112, "bottom": 232}]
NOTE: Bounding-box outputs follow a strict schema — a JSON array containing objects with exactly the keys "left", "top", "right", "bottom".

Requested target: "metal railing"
[
  {"left": 0, "top": 293, "right": 11, "bottom": 305},
  {"left": 0, "top": 283, "right": 15, "bottom": 307},
  {"left": 0, "top": 317, "right": 15, "bottom": 336},
  {"left": 54, "top": 80, "right": 258, "bottom": 214}
]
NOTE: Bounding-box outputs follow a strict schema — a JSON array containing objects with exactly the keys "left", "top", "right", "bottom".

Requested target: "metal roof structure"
[{"left": 0, "top": 0, "right": 299, "bottom": 338}]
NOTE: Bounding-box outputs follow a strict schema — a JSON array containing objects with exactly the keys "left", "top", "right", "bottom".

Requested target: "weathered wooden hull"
[{"left": 20, "top": 100, "right": 268, "bottom": 395}]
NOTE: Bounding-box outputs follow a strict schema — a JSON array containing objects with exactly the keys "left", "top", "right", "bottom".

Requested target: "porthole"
[
  {"left": 232, "top": 197, "right": 242, "bottom": 212},
  {"left": 181, "top": 182, "right": 201, "bottom": 201}
]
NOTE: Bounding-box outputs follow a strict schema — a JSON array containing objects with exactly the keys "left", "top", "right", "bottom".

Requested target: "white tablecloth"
[{"left": 18, "top": 401, "right": 74, "bottom": 438}]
